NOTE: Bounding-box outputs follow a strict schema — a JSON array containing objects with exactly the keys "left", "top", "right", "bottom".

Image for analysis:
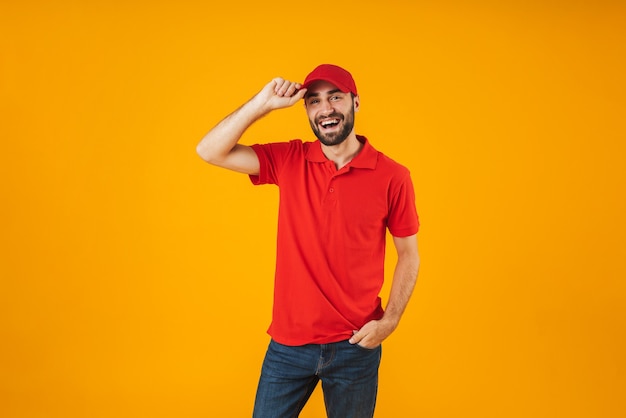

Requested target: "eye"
[
  {"left": 330, "top": 95, "right": 341, "bottom": 101},
  {"left": 308, "top": 98, "right": 320, "bottom": 105}
]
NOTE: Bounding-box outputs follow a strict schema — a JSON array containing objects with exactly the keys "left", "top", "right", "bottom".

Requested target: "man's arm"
[
  {"left": 196, "top": 77, "right": 306, "bottom": 174},
  {"left": 349, "top": 234, "right": 420, "bottom": 348}
]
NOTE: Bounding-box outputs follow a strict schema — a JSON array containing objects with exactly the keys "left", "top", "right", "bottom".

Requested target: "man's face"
[{"left": 304, "top": 80, "right": 358, "bottom": 147}]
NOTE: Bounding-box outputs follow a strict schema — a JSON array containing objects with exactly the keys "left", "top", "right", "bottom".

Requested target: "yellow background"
[{"left": 2, "top": 1, "right": 625, "bottom": 417}]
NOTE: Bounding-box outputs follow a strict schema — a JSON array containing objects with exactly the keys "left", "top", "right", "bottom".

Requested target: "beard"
[{"left": 309, "top": 104, "right": 355, "bottom": 147}]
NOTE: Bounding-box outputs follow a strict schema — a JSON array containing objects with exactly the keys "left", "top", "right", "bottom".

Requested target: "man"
[{"left": 196, "top": 64, "right": 420, "bottom": 418}]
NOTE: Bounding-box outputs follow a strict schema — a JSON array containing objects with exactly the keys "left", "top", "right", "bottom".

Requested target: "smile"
[{"left": 319, "top": 118, "right": 341, "bottom": 130}]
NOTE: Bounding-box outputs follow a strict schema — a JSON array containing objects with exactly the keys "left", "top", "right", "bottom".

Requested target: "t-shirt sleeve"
[
  {"left": 387, "top": 170, "right": 420, "bottom": 237},
  {"left": 248, "top": 142, "right": 294, "bottom": 186}
]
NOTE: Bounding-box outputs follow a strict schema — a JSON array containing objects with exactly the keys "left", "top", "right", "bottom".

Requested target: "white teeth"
[{"left": 321, "top": 119, "right": 339, "bottom": 127}]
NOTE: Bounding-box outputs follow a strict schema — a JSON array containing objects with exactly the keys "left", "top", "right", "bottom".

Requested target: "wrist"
[
  {"left": 379, "top": 315, "right": 399, "bottom": 332},
  {"left": 244, "top": 94, "right": 272, "bottom": 119}
]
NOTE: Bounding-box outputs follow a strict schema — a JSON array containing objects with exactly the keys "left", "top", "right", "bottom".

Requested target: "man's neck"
[{"left": 321, "top": 134, "right": 363, "bottom": 170}]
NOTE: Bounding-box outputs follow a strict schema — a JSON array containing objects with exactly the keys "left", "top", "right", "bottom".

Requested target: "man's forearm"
[
  {"left": 196, "top": 95, "right": 268, "bottom": 164},
  {"left": 196, "top": 78, "right": 306, "bottom": 172},
  {"left": 381, "top": 249, "right": 420, "bottom": 329},
  {"left": 349, "top": 235, "right": 420, "bottom": 348}
]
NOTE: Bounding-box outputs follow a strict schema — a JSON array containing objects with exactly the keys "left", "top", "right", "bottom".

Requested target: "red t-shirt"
[{"left": 250, "top": 136, "right": 419, "bottom": 346}]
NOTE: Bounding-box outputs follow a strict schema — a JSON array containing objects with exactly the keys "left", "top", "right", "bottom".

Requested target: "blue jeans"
[{"left": 252, "top": 339, "right": 382, "bottom": 418}]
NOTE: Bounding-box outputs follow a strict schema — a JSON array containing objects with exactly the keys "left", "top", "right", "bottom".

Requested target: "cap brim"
[{"left": 301, "top": 77, "right": 351, "bottom": 93}]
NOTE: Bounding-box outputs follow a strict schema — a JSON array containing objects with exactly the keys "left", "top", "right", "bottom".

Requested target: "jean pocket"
[{"left": 354, "top": 342, "right": 381, "bottom": 352}]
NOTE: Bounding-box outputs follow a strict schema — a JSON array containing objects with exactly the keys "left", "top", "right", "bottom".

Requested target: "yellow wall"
[{"left": 2, "top": 1, "right": 625, "bottom": 417}]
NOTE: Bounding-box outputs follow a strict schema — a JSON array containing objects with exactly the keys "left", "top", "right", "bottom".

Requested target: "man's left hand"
[{"left": 348, "top": 318, "right": 397, "bottom": 349}]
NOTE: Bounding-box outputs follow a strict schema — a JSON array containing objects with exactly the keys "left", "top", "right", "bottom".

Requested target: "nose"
[{"left": 319, "top": 98, "right": 335, "bottom": 115}]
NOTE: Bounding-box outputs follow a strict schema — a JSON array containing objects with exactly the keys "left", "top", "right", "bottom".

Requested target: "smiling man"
[{"left": 196, "top": 64, "right": 420, "bottom": 418}]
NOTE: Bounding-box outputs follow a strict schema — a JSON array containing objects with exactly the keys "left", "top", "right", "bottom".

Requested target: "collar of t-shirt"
[{"left": 304, "top": 135, "right": 378, "bottom": 170}]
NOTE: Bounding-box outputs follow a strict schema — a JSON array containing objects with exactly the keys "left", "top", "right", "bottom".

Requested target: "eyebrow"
[{"left": 305, "top": 89, "right": 343, "bottom": 98}]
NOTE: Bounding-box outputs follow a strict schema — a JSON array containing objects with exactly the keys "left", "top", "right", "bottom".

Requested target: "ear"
[{"left": 353, "top": 95, "right": 360, "bottom": 111}]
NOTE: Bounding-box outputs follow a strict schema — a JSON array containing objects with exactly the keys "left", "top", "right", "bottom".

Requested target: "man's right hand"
[{"left": 254, "top": 78, "right": 307, "bottom": 113}]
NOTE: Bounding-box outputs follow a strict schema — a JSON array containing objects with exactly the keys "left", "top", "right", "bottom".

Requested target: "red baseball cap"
[{"left": 302, "top": 64, "right": 358, "bottom": 96}]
